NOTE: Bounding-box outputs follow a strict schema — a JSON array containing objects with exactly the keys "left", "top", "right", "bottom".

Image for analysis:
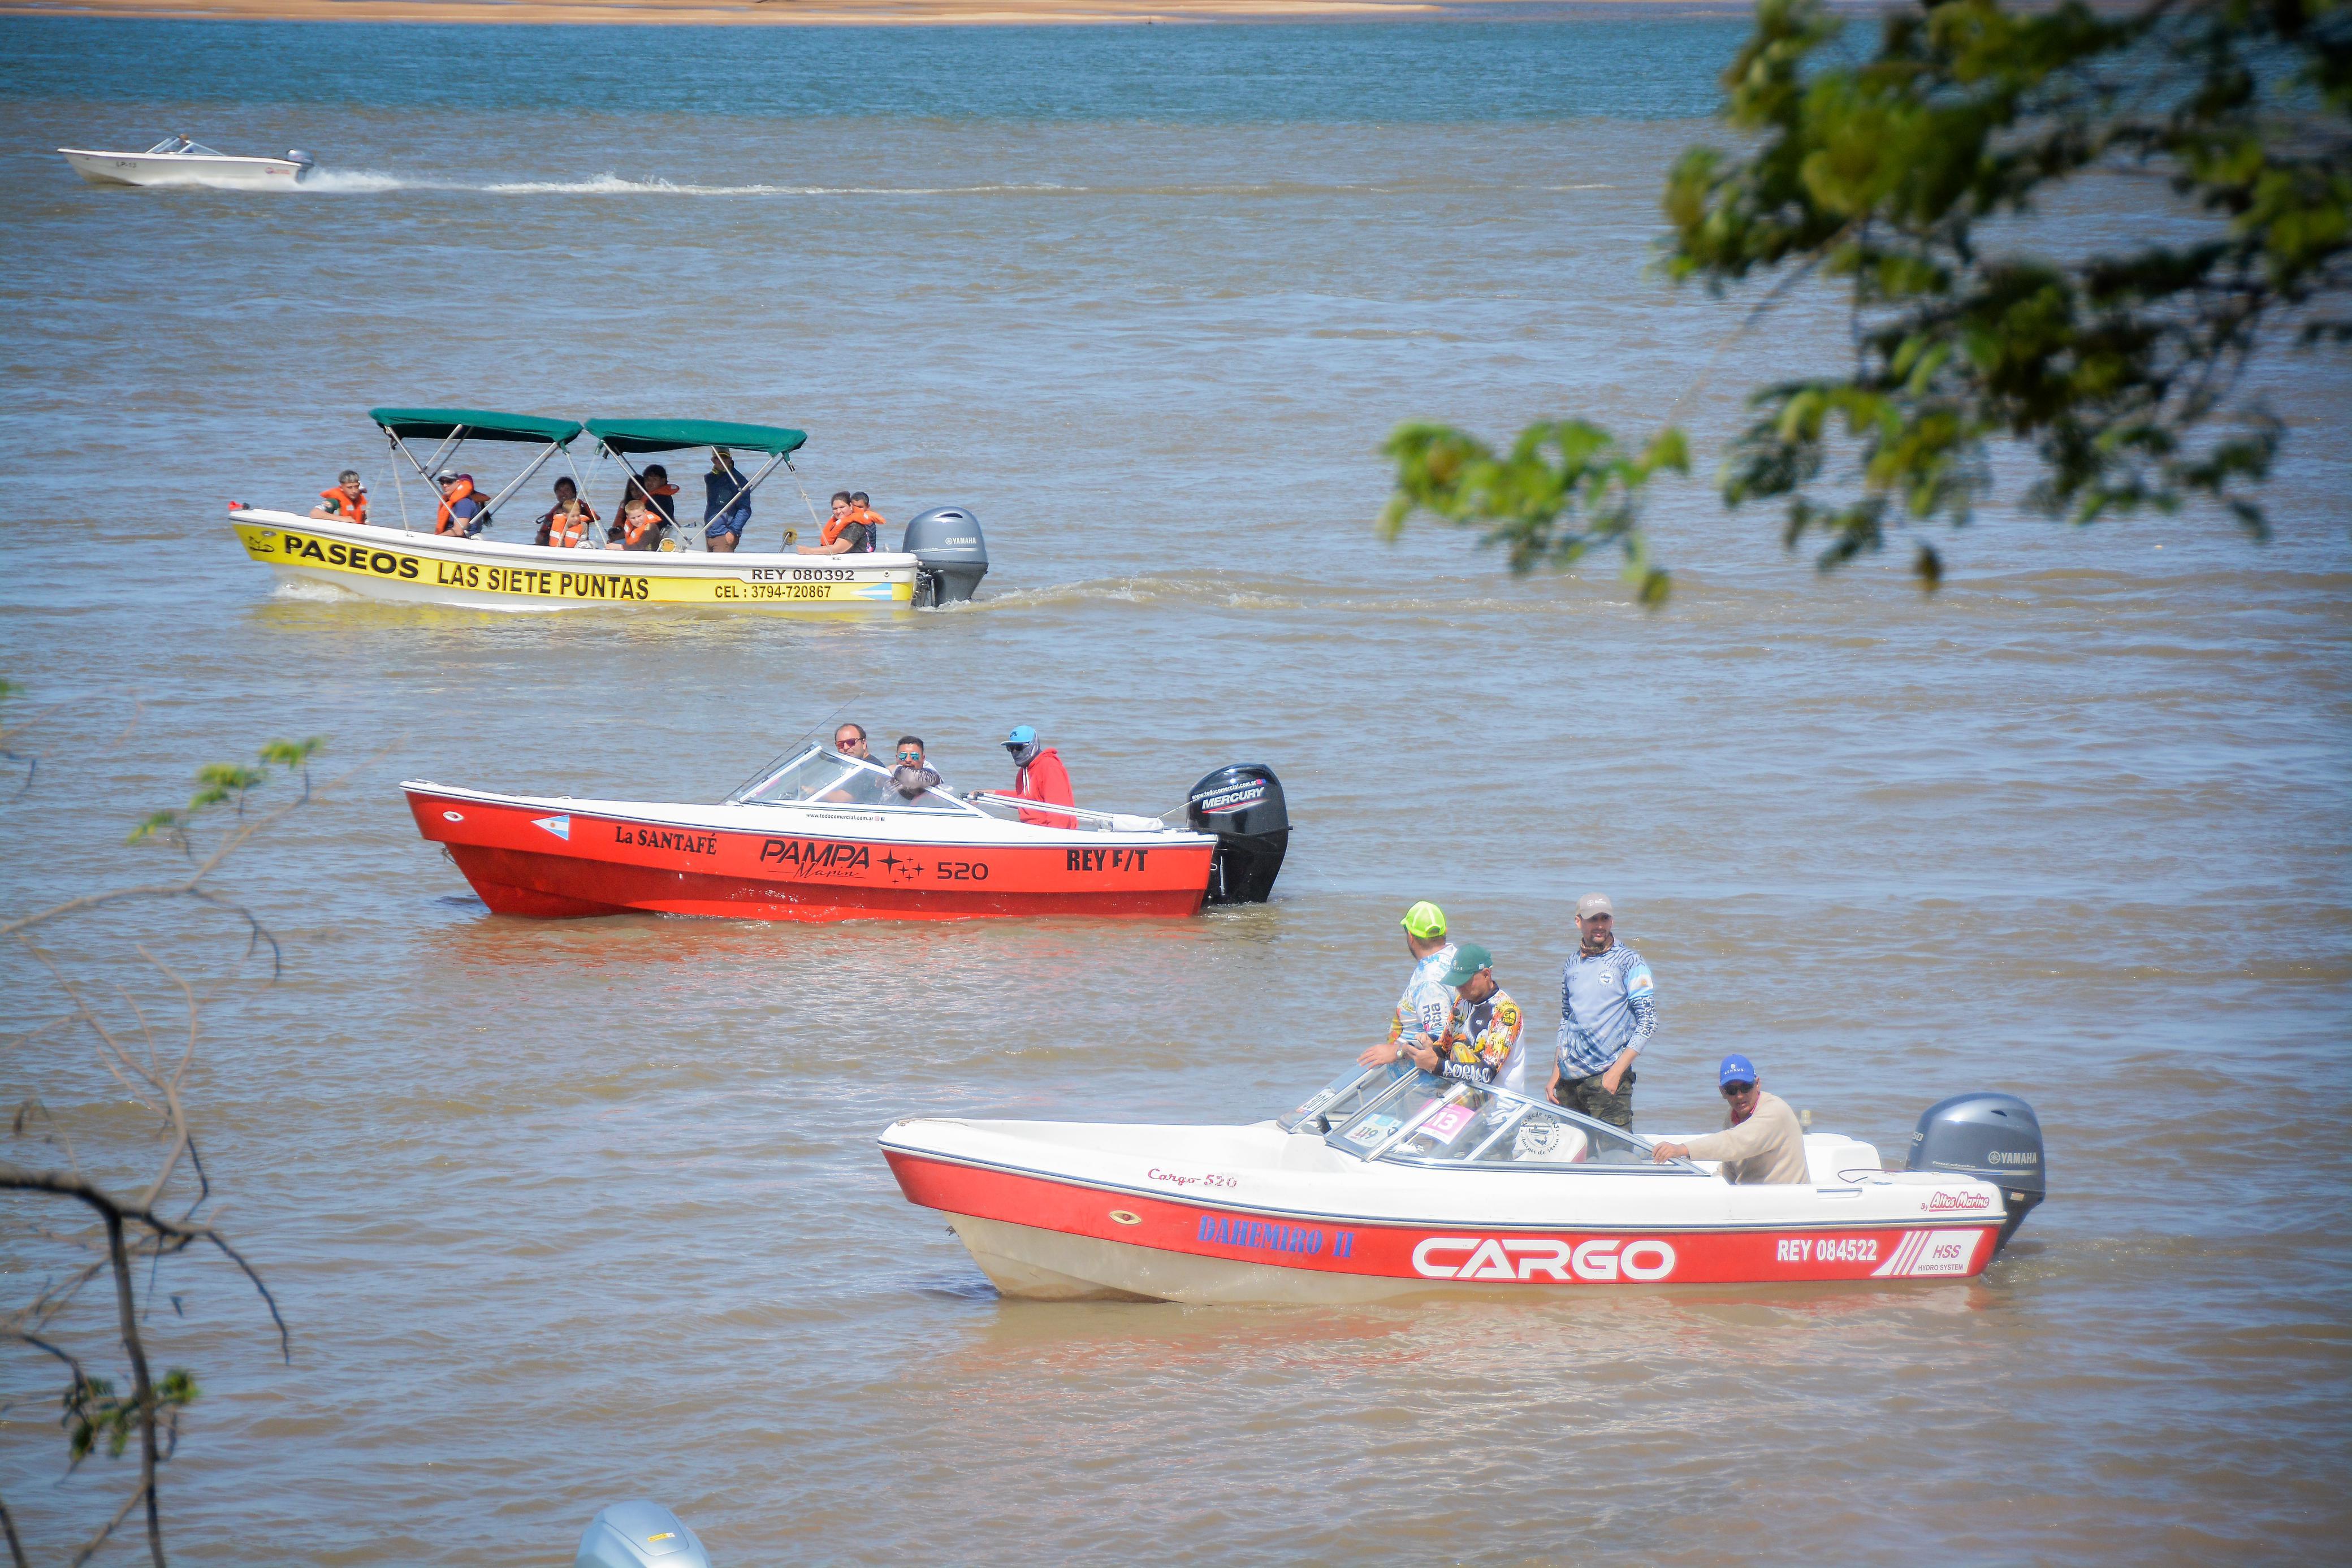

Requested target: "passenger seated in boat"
[
  {"left": 434, "top": 471, "right": 488, "bottom": 537},
  {"left": 1649, "top": 1055, "right": 1809, "bottom": 1183},
  {"left": 703, "top": 447, "right": 752, "bottom": 555},
  {"left": 608, "top": 479, "right": 663, "bottom": 551},
  {"left": 535, "top": 477, "right": 598, "bottom": 549},
  {"left": 798, "top": 491, "right": 870, "bottom": 556},
  {"left": 311, "top": 470, "right": 367, "bottom": 525},
  {"left": 848, "top": 492, "right": 885, "bottom": 552},
  {"left": 642, "top": 465, "right": 680, "bottom": 543},
  {"left": 890, "top": 736, "right": 944, "bottom": 800}
]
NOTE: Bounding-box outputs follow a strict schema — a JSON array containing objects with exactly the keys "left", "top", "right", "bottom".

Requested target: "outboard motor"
[
  {"left": 1906, "top": 1091, "right": 2046, "bottom": 1253},
  {"left": 1186, "top": 764, "right": 1289, "bottom": 904},
  {"left": 577, "top": 1500, "right": 712, "bottom": 1568},
  {"left": 902, "top": 506, "right": 988, "bottom": 607}
]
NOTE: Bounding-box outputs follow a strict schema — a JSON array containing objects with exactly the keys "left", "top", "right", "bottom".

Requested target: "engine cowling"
[
  {"left": 1186, "top": 764, "right": 1289, "bottom": 904},
  {"left": 902, "top": 506, "right": 988, "bottom": 607},
  {"left": 1906, "top": 1091, "right": 2046, "bottom": 1253}
]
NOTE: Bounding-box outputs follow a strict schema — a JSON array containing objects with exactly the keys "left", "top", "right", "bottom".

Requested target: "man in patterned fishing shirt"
[{"left": 1547, "top": 893, "right": 1656, "bottom": 1130}]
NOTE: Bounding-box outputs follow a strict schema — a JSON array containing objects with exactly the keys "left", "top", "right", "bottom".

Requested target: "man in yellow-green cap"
[{"left": 1359, "top": 901, "right": 1456, "bottom": 1070}]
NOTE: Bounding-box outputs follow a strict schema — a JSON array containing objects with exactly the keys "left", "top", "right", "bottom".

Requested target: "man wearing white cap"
[{"left": 1547, "top": 893, "right": 1655, "bottom": 1130}]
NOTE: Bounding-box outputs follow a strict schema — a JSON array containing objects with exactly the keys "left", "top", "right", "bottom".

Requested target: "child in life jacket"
[
  {"left": 609, "top": 479, "right": 663, "bottom": 552},
  {"left": 845, "top": 491, "right": 886, "bottom": 553},
  {"left": 535, "top": 477, "right": 599, "bottom": 548},
  {"left": 310, "top": 470, "right": 367, "bottom": 525}
]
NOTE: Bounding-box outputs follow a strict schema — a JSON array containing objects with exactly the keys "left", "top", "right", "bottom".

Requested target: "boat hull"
[
  {"left": 884, "top": 1145, "right": 2003, "bottom": 1305},
  {"left": 60, "top": 149, "right": 307, "bottom": 189},
  {"left": 230, "top": 510, "right": 915, "bottom": 612},
  {"left": 407, "top": 786, "right": 1216, "bottom": 922}
]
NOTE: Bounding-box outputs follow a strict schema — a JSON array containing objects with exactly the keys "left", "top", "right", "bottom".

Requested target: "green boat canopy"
[
  {"left": 586, "top": 418, "right": 808, "bottom": 458},
  {"left": 370, "top": 407, "right": 583, "bottom": 446}
]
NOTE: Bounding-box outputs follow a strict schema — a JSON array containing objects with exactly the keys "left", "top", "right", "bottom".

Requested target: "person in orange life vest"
[
  {"left": 434, "top": 471, "right": 487, "bottom": 536},
  {"left": 642, "top": 464, "right": 680, "bottom": 543},
  {"left": 608, "top": 479, "right": 663, "bottom": 551},
  {"left": 535, "top": 477, "right": 598, "bottom": 548},
  {"left": 1004, "top": 725, "right": 1075, "bottom": 828},
  {"left": 311, "top": 469, "right": 367, "bottom": 525},
  {"left": 799, "top": 491, "right": 868, "bottom": 556},
  {"left": 845, "top": 491, "right": 886, "bottom": 553}
]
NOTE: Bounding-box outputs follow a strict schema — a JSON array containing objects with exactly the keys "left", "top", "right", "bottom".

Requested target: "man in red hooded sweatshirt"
[{"left": 1004, "top": 725, "right": 1075, "bottom": 828}]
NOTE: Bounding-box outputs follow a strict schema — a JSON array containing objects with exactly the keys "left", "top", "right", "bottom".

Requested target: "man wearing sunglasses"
[
  {"left": 1547, "top": 893, "right": 1655, "bottom": 1130},
  {"left": 1649, "top": 1055, "right": 1809, "bottom": 1184},
  {"left": 890, "top": 736, "right": 944, "bottom": 800}
]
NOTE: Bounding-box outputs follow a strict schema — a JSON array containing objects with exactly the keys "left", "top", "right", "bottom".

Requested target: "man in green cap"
[
  {"left": 1428, "top": 942, "right": 1532, "bottom": 1094},
  {"left": 1359, "top": 901, "right": 1455, "bottom": 1070}
]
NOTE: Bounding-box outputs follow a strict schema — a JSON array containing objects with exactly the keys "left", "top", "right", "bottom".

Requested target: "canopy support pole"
[
  {"left": 475, "top": 440, "right": 566, "bottom": 529},
  {"left": 785, "top": 458, "right": 824, "bottom": 553}
]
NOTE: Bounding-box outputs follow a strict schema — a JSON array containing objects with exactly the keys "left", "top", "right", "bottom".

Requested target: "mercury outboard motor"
[
  {"left": 577, "top": 1501, "right": 711, "bottom": 1568},
  {"left": 1187, "top": 764, "right": 1289, "bottom": 904},
  {"left": 902, "top": 506, "right": 988, "bottom": 607},
  {"left": 1906, "top": 1091, "right": 2046, "bottom": 1253}
]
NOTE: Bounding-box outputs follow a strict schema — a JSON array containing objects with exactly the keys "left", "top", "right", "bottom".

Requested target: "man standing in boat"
[
  {"left": 1428, "top": 942, "right": 1532, "bottom": 1095},
  {"left": 1359, "top": 901, "right": 1455, "bottom": 1072},
  {"left": 1548, "top": 893, "right": 1655, "bottom": 1130}
]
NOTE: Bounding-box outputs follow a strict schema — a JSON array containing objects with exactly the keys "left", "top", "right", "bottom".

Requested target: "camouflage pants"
[{"left": 1556, "top": 1066, "right": 1635, "bottom": 1130}]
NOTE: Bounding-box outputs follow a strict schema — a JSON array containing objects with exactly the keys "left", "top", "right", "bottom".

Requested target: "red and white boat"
[
  {"left": 881, "top": 1069, "right": 2047, "bottom": 1303},
  {"left": 403, "top": 746, "right": 1289, "bottom": 922}
]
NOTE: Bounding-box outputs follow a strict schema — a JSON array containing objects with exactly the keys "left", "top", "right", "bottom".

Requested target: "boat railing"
[{"left": 962, "top": 792, "right": 1171, "bottom": 833}]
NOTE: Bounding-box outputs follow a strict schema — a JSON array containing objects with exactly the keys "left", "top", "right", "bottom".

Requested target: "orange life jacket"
[
  {"left": 544, "top": 501, "right": 596, "bottom": 549},
  {"left": 318, "top": 484, "right": 367, "bottom": 525},
  {"left": 619, "top": 503, "right": 661, "bottom": 551},
  {"left": 434, "top": 477, "right": 478, "bottom": 535}
]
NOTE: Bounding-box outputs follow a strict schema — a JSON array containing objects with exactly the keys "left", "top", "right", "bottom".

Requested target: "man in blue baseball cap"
[
  {"left": 1649, "top": 1054, "right": 1810, "bottom": 1184},
  {"left": 1004, "top": 725, "right": 1075, "bottom": 828}
]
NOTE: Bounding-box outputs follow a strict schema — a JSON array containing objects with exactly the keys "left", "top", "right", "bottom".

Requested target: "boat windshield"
[
  {"left": 1324, "top": 1071, "right": 1685, "bottom": 1171},
  {"left": 1278, "top": 1062, "right": 1412, "bottom": 1133},
  {"left": 730, "top": 745, "right": 973, "bottom": 815},
  {"left": 146, "top": 137, "right": 221, "bottom": 156}
]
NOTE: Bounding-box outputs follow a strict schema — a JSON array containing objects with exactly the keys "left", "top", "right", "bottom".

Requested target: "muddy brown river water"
[{"left": 2, "top": 17, "right": 2347, "bottom": 1563}]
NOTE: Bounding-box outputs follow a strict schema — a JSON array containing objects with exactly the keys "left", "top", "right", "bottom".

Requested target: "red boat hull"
[
  {"left": 885, "top": 1149, "right": 2001, "bottom": 1292},
  {"left": 405, "top": 786, "right": 1214, "bottom": 921}
]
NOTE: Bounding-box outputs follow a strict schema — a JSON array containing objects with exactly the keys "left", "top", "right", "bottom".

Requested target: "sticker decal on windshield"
[{"left": 1344, "top": 1114, "right": 1400, "bottom": 1146}]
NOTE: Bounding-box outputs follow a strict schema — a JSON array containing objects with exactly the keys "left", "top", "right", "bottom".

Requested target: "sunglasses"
[
  {"left": 897, "top": 750, "right": 923, "bottom": 761},
  {"left": 1720, "top": 1081, "right": 1758, "bottom": 1097}
]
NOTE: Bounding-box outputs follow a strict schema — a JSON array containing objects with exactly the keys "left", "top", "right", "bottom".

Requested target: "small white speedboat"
[
  {"left": 881, "top": 1067, "right": 2047, "bottom": 1303},
  {"left": 58, "top": 136, "right": 314, "bottom": 189}
]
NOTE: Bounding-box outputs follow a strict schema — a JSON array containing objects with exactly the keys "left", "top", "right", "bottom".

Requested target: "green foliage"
[
  {"left": 63, "top": 1368, "right": 198, "bottom": 1464},
  {"left": 1385, "top": 0, "right": 2350, "bottom": 595},
  {"left": 127, "top": 738, "right": 331, "bottom": 848},
  {"left": 1382, "top": 422, "right": 1688, "bottom": 603}
]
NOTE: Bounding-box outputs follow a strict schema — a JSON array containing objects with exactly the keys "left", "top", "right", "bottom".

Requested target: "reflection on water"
[{"left": 1, "top": 14, "right": 2348, "bottom": 1567}]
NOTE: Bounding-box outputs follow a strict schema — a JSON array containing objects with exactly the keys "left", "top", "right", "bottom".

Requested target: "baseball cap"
[
  {"left": 1005, "top": 725, "right": 1037, "bottom": 748},
  {"left": 1718, "top": 1054, "right": 1758, "bottom": 1088},
  {"left": 1442, "top": 941, "right": 1493, "bottom": 986},
  {"left": 1576, "top": 893, "right": 1614, "bottom": 919},
  {"left": 1400, "top": 900, "right": 1447, "bottom": 939}
]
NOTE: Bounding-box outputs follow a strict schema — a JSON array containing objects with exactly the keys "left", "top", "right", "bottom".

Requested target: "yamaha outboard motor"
[
  {"left": 902, "top": 506, "right": 988, "bottom": 607},
  {"left": 577, "top": 1501, "right": 711, "bottom": 1568},
  {"left": 1906, "top": 1091, "right": 2046, "bottom": 1253},
  {"left": 1187, "top": 764, "right": 1289, "bottom": 904}
]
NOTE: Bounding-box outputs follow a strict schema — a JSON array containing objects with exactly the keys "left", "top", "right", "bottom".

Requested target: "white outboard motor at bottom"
[
  {"left": 902, "top": 506, "right": 988, "bottom": 607},
  {"left": 1906, "top": 1091, "right": 2046, "bottom": 1254},
  {"left": 1187, "top": 764, "right": 1289, "bottom": 904},
  {"left": 577, "top": 1500, "right": 712, "bottom": 1568}
]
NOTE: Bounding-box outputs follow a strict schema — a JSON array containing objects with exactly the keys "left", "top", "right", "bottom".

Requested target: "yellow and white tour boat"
[{"left": 228, "top": 408, "right": 988, "bottom": 612}]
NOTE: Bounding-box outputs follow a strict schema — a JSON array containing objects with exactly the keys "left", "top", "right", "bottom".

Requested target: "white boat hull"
[
  {"left": 228, "top": 509, "right": 916, "bottom": 612},
  {"left": 60, "top": 148, "right": 309, "bottom": 189}
]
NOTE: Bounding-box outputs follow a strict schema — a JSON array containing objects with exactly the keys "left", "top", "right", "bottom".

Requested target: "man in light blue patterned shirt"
[
  {"left": 1547, "top": 893, "right": 1656, "bottom": 1130},
  {"left": 1359, "top": 900, "right": 1455, "bottom": 1069}
]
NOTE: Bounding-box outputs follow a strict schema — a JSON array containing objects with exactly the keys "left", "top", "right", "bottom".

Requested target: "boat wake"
[{"left": 298, "top": 170, "right": 1076, "bottom": 196}]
